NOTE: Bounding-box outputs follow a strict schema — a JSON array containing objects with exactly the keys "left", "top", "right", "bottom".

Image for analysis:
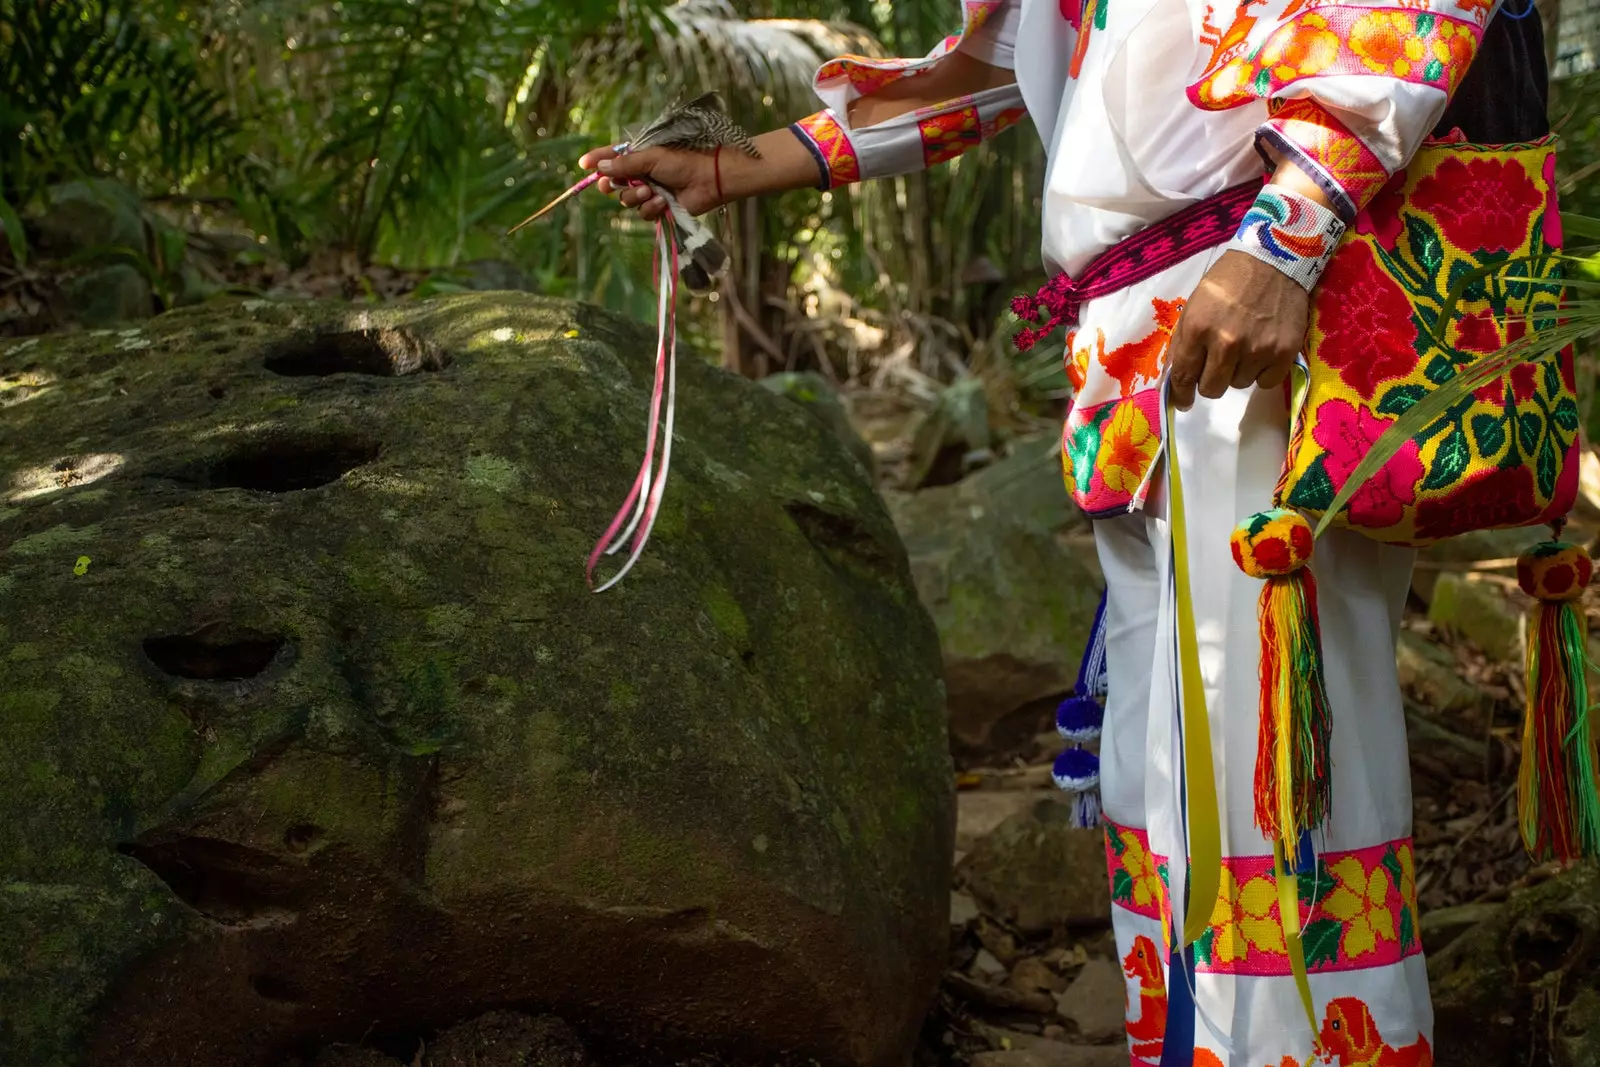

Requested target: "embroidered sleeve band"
[
  {"left": 791, "top": 84, "right": 1027, "bottom": 189},
  {"left": 1226, "top": 188, "right": 1346, "bottom": 291}
]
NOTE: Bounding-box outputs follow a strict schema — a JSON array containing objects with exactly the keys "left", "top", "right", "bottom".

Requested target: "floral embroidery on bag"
[{"left": 1280, "top": 142, "right": 1578, "bottom": 546}]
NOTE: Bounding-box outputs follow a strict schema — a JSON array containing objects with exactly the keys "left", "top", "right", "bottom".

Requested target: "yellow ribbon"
[{"left": 1164, "top": 393, "right": 1222, "bottom": 948}]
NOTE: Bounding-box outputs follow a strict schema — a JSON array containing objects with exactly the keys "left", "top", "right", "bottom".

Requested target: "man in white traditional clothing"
[{"left": 583, "top": 2, "right": 1549, "bottom": 1063}]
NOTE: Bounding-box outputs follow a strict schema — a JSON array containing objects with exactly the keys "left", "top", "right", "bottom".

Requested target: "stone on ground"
[
  {"left": 887, "top": 446, "right": 1100, "bottom": 752},
  {"left": 1054, "top": 958, "right": 1125, "bottom": 1043},
  {"left": 0, "top": 295, "right": 949, "bottom": 1067},
  {"left": 956, "top": 797, "right": 1109, "bottom": 934}
]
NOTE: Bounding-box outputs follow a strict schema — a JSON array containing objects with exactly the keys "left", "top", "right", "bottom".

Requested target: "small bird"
[{"left": 509, "top": 91, "right": 761, "bottom": 293}]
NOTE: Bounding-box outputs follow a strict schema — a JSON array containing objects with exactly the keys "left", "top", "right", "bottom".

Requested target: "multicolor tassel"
[
  {"left": 1231, "top": 508, "right": 1333, "bottom": 861},
  {"left": 1515, "top": 538, "right": 1600, "bottom": 863},
  {"left": 1052, "top": 589, "right": 1109, "bottom": 828}
]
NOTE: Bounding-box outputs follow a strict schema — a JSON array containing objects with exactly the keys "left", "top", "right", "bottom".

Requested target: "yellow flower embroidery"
[
  {"left": 1098, "top": 402, "right": 1158, "bottom": 494},
  {"left": 1207, "top": 869, "right": 1286, "bottom": 964},
  {"left": 1258, "top": 15, "right": 1340, "bottom": 80},
  {"left": 1119, "top": 830, "right": 1165, "bottom": 912},
  {"left": 1349, "top": 12, "right": 1425, "bottom": 77},
  {"left": 1396, "top": 844, "right": 1419, "bottom": 919},
  {"left": 1323, "top": 856, "right": 1397, "bottom": 958}
]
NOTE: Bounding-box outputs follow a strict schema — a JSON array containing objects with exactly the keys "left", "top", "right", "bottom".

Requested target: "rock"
[
  {"left": 957, "top": 798, "right": 1110, "bottom": 934},
  {"left": 1395, "top": 630, "right": 1480, "bottom": 714},
  {"left": 1427, "top": 572, "right": 1520, "bottom": 662},
  {"left": 973, "top": 949, "right": 1009, "bottom": 980},
  {"left": 907, "top": 376, "right": 992, "bottom": 488},
  {"left": 888, "top": 484, "right": 1101, "bottom": 752},
  {"left": 31, "top": 179, "right": 146, "bottom": 258},
  {"left": 960, "top": 437, "right": 1082, "bottom": 538},
  {"left": 1054, "top": 959, "right": 1125, "bottom": 1043},
  {"left": 971, "top": 1046, "right": 1128, "bottom": 1067},
  {"left": 1009, "top": 957, "right": 1067, "bottom": 997},
  {"left": 1431, "top": 864, "right": 1600, "bottom": 1067},
  {"left": 58, "top": 263, "right": 153, "bottom": 327},
  {"left": 759, "top": 371, "right": 875, "bottom": 477},
  {"left": 0, "top": 295, "right": 950, "bottom": 1067},
  {"left": 951, "top": 891, "right": 981, "bottom": 928},
  {"left": 425, "top": 1012, "right": 585, "bottom": 1067},
  {"left": 958, "top": 789, "right": 1044, "bottom": 852}
]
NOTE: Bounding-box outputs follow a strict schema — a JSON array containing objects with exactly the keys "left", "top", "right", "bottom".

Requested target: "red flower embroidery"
[
  {"left": 1314, "top": 243, "right": 1418, "bottom": 396},
  {"left": 1454, "top": 311, "right": 1537, "bottom": 402},
  {"left": 1355, "top": 172, "right": 1407, "bottom": 248},
  {"left": 1413, "top": 464, "right": 1537, "bottom": 541},
  {"left": 1543, "top": 152, "right": 1563, "bottom": 249},
  {"left": 1313, "top": 399, "right": 1422, "bottom": 529},
  {"left": 1409, "top": 156, "right": 1542, "bottom": 253}
]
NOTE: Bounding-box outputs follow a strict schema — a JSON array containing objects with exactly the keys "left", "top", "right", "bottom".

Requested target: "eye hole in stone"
[
  {"left": 143, "top": 624, "right": 285, "bottom": 681},
  {"left": 264, "top": 327, "right": 449, "bottom": 377},
  {"left": 199, "top": 436, "right": 380, "bottom": 493}
]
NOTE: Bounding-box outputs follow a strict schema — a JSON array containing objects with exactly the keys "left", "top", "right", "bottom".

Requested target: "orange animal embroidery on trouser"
[
  {"left": 1318, "top": 997, "right": 1434, "bottom": 1066},
  {"left": 1122, "top": 934, "right": 1168, "bottom": 1063},
  {"left": 1099, "top": 298, "right": 1184, "bottom": 398}
]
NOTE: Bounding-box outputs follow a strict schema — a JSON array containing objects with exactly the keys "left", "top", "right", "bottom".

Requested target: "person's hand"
[
  {"left": 579, "top": 145, "right": 721, "bottom": 222},
  {"left": 1166, "top": 250, "right": 1310, "bottom": 411}
]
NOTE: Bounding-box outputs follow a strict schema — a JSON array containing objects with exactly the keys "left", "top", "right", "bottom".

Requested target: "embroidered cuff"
[
  {"left": 1255, "top": 99, "right": 1392, "bottom": 222},
  {"left": 791, "top": 110, "right": 860, "bottom": 190},
  {"left": 1225, "top": 187, "right": 1345, "bottom": 292}
]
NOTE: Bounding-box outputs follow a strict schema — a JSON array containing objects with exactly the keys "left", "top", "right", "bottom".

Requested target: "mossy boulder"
[
  {"left": 759, "top": 371, "right": 875, "bottom": 477},
  {"left": 1431, "top": 864, "right": 1600, "bottom": 1066},
  {"left": 0, "top": 294, "right": 951, "bottom": 1067}
]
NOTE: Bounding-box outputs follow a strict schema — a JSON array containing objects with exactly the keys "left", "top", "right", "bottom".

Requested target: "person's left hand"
[{"left": 1165, "top": 249, "right": 1310, "bottom": 411}]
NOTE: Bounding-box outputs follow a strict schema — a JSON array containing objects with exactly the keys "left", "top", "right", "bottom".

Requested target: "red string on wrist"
[{"left": 713, "top": 145, "right": 725, "bottom": 205}]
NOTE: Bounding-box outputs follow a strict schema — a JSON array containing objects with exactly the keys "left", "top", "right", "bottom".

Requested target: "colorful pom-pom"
[
  {"left": 1056, "top": 694, "right": 1104, "bottom": 743},
  {"left": 1517, "top": 541, "right": 1593, "bottom": 602},
  {"left": 1231, "top": 508, "right": 1315, "bottom": 579}
]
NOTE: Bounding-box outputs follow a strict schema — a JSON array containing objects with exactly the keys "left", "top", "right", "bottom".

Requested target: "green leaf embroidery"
[
  {"left": 1108, "top": 826, "right": 1127, "bottom": 857},
  {"left": 1553, "top": 397, "right": 1581, "bottom": 434},
  {"left": 1538, "top": 433, "right": 1559, "bottom": 498},
  {"left": 1421, "top": 426, "right": 1471, "bottom": 491},
  {"left": 1518, "top": 410, "right": 1544, "bottom": 454},
  {"left": 1544, "top": 360, "right": 1565, "bottom": 399},
  {"left": 1399, "top": 904, "right": 1417, "bottom": 954},
  {"left": 1288, "top": 455, "right": 1337, "bottom": 512},
  {"left": 1112, "top": 868, "right": 1135, "bottom": 903},
  {"left": 1297, "top": 858, "right": 1333, "bottom": 907},
  {"left": 1195, "top": 926, "right": 1216, "bottom": 967},
  {"left": 1377, "top": 384, "right": 1427, "bottom": 417},
  {"left": 1405, "top": 215, "right": 1445, "bottom": 286},
  {"left": 1424, "top": 353, "right": 1457, "bottom": 385},
  {"left": 1470, "top": 412, "right": 1508, "bottom": 458},
  {"left": 1445, "top": 258, "right": 1487, "bottom": 306},
  {"left": 1302, "top": 917, "right": 1344, "bottom": 970},
  {"left": 1416, "top": 12, "right": 1437, "bottom": 32},
  {"left": 1423, "top": 57, "right": 1444, "bottom": 83},
  {"left": 1380, "top": 847, "right": 1404, "bottom": 889}
]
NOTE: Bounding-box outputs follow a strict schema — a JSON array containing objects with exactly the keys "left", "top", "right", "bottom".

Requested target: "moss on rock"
[{"left": 0, "top": 295, "right": 949, "bottom": 1067}]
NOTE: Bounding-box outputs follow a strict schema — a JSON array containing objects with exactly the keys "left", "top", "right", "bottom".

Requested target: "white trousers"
[{"left": 1093, "top": 383, "right": 1434, "bottom": 1067}]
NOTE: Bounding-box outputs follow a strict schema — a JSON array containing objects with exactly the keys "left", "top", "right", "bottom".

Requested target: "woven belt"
[{"left": 1011, "top": 178, "right": 1265, "bottom": 352}]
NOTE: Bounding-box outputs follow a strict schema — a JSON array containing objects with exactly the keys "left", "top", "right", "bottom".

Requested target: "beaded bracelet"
[{"left": 1225, "top": 187, "right": 1346, "bottom": 291}]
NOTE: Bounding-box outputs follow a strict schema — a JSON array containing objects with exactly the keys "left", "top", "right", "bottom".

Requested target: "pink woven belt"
[{"left": 1011, "top": 178, "right": 1265, "bottom": 352}]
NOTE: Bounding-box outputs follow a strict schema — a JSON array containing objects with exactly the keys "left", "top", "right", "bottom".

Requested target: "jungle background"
[{"left": 6, "top": 1, "right": 1600, "bottom": 1066}]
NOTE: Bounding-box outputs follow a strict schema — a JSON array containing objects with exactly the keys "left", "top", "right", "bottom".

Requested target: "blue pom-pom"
[
  {"left": 1056, "top": 694, "right": 1104, "bottom": 743},
  {"left": 1052, "top": 745, "right": 1100, "bottom": 792}
]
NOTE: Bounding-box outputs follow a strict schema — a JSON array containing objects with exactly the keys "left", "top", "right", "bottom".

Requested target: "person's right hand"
[{"left": 579, "top": 145, "right": 722, "bottom": 222}]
